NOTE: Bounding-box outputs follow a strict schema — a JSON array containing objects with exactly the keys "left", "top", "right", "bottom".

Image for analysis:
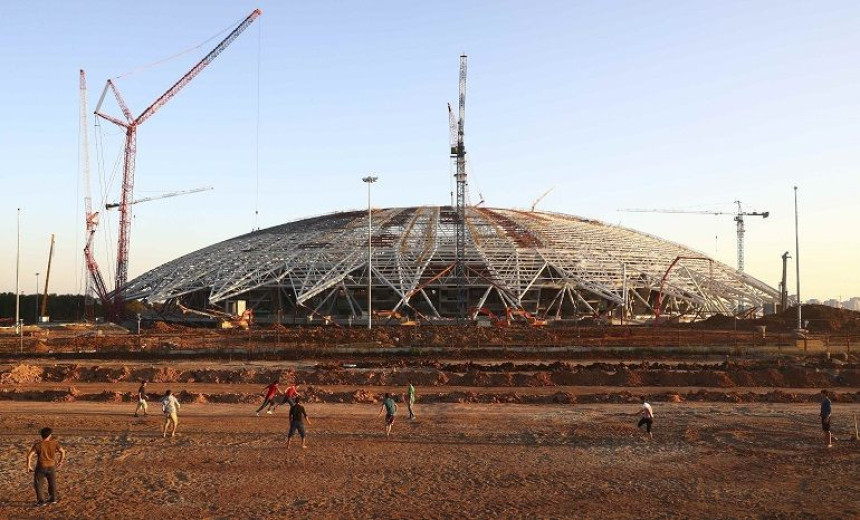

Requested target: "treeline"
[{"left": 0, "top": 292, "right": 102, "bottom": 324}]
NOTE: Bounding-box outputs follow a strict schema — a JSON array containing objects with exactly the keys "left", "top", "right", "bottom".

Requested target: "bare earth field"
[{"left": 1, "top": 401, "right": 858, "bottom": 520}]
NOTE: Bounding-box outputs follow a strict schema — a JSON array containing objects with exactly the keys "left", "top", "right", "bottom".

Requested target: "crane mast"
[
  {"left": 93, "top": 9, "right": 261, "bottom": 320},
  {"left": 452, "top": 54, "right": 468, "bottom": 322}
]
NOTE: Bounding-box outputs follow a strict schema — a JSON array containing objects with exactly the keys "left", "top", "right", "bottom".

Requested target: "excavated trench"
[{"left": 2, "top": 360, "right": 858, "bottom": 405}]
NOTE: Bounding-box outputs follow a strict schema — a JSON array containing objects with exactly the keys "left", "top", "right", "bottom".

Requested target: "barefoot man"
[
  {"left": 26, "top": 427, "right": 66, "bottom": 507},
  {"left": 161, "top": 389, "right": 181, "bottom": 438},
  {"left": 635, "top": 396, "right": 654, "bottom": 440},
  {"left": 821, "top": 389, "right": 834, "bottom": 447},
  {"left": 286, "top": 396, "right": 311, "bottom": 449},
  {"left": 378, "top": 393, "right": 398, "bottom": 437}
]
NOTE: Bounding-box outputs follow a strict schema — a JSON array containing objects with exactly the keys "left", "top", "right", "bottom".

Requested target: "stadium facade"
[{"left": 124, "top": 206, "right": 779, "bottom": 324}]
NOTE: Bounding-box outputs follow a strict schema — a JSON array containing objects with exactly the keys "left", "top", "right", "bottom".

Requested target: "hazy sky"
[{"left": 2, "top": 0, "right": 859, "bottom": 301}]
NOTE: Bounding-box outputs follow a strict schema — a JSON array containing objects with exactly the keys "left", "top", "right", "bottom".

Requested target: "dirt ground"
[{"left": 1, "top": 401, "right": 858, "bottom": 520}]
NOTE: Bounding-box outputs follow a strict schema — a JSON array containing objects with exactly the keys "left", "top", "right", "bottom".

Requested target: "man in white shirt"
[
  {"left": 636, "top": 396, "right": 654, "bottom": 440},
  {"left": 160, "top": 389, "right": 181, "bottom": 438}
]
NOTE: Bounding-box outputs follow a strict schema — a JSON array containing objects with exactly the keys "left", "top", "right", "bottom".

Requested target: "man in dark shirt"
[
  {"left": 26, "top": 427, "right": 66, "bottom": 507},
  {"left": 377, "top": 393, "right": 398, "bottom": 437},
  {"left": 820, "top": 389, "right": 834, "bottom": 447},
  {"left": 134, "top": 380, "right": 148, "bottom": 417},
  {"left": 287, "top": 396, "right": 311, "bottom": 449}
]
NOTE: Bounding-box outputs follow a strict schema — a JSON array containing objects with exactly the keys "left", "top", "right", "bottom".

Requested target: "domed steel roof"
[{"left": 124, "top": 206, "right": 778, "bottom": 320}]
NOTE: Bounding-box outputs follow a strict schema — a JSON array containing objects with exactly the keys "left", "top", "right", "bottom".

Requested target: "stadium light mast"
[
  {"left": 794, "top": 186, "right": 802, "bottom": 330},
  {"left": 363, "top": 175, "right": 378, "bottom": 329}
]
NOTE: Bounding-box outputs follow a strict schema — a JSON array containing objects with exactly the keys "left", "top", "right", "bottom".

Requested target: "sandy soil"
[{"left": 1, "top": 401, "right": 858, "bottom": 520}]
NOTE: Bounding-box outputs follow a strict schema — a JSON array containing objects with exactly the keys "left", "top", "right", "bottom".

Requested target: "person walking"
[
  {"left": 377, "top": 393, "right": 398, "bottom": 437},
  {"left": 286, "top": 396, "right": 311, "bottom": 449},
  {"left": 26, "top": 427, "right": 66, "bottom": 507},
  {"left": 134, "top": 380, "right": 148, "bottom": 417},
  {"left": 821, "top": 389, "right": 835, "bottom": 447},
  {"left": 635, "top": 396, "right": 654, "bottom": 440},
  {"left": 274, "top": 383, "right": 298, "bottom": 412},
  {"left": 161, "top": 389, "right": 181, "bottom": 438},
  {"left": 255, "top": 380, "right": 281, "bottom": 416},
  {"left": 406, "top": 382, "right": 416, "bottom": 420}
]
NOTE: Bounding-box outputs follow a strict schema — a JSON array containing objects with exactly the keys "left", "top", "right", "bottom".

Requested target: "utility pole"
[
  {"left": 794, "top": 186, "right": 802, "bottom": 330},
  {"left": 362, "top": 175, "right": 378, "bottom": 330},
  {"left": 35, "top": 273, "right": 40, "bottom": 323}
]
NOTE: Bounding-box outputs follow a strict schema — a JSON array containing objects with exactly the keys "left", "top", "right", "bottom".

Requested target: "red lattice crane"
[{"left": 93, "top": 9, "right": 261, "bottom": 321}]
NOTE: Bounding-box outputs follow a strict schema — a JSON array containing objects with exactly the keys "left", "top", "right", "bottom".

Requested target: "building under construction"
[{"left": 123, "top": 206, "right": 779, "bottom": 325}]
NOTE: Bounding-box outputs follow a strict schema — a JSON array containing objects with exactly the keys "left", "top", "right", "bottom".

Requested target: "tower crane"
[
  {"left": 619, "top": 201, "right": 769, "bottom": 275},
  {"left": 449, "top": 55, "right": 468, "bottom": 321},
  {"left": 105, "top": 186, "right": 213, "bottom": 210},
  {"left": 93, "top": 9, "right": 261, "bottom": 321}
]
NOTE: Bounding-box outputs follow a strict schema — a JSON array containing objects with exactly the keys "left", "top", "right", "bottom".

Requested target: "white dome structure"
[{"left": 124, "top": 206, "right": 778, "bottom": 323}]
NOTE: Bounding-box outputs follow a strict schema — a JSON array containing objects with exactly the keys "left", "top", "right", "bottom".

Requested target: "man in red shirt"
[
  {"left": 255, "top": 380, "right": 281, "bottom": 416},
  {"left": 274, "top": 383, "right": 299, "bottom": 411}
]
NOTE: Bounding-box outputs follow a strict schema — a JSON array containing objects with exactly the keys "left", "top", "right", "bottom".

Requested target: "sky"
[{"left": 2, "top": 0, "right": 860, "bottom": 302}]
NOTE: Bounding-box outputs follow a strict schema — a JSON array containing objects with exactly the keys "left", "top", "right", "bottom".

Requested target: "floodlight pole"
[
  {"left": 794, "top": 186, "right": 802, "bottom": 330},
  {"left": 363, "top": 175, "right": 378, "bottom": 330},
  {"left": 15, "top": 208, "right": 21, "bottom": 333}
]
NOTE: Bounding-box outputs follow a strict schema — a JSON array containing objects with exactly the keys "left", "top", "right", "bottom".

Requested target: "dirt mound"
[{"left": 0, "top": 364, "right": 44, "bottom": 384}]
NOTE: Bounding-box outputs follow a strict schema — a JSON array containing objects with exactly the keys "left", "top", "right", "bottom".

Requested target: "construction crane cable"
[
  {"left": 112, "top": 15, "right": 245, "bottom": 80},
  {"left": 254, "top": 17, "right": 262, "bottom": 230}
]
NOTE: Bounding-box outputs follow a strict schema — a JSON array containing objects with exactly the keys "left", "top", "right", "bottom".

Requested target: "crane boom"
[
  {"left": 40, "top": 234, "right": 55, "bottom": 318},
  {"left": 92, "top": 9, "right": 261, "bottom": 321},
  {"left": 105, "top": 186, "right": 213, "bottom": 210},
  {"left": 531, "top": 186, "right": 555, "bottom": 212},
  {"left": 137, "top": 9, "right": 262, "bottom": 126},
  {"left": 618, "top": 203, "right": 769, "bottom": 278}
]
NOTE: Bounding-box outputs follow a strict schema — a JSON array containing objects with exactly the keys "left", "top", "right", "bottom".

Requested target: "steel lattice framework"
[{"left": 124, "top": 207, "right": 779, "bottom": 322}]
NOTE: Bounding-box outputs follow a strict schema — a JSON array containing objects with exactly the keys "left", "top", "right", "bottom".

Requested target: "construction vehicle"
[
  {"left": 469, "top": 307, "right": 547, "bottom": 327},
  {"left": 90, "top": 9, "right": 261, "bottom": 321},
  {"left": 177, "top": 304, "right": 254, "bottom": 330},
  {"left": 374, "top": 310, "right": 419, "bottom": 326},
  {"left": 505, "top": 308, "right": 548, "bottom": 327}
]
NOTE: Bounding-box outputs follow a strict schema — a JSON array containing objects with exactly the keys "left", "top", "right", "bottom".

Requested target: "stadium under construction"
[{"left": 123, "top": 206, "right": 780, "bottom": 326}]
